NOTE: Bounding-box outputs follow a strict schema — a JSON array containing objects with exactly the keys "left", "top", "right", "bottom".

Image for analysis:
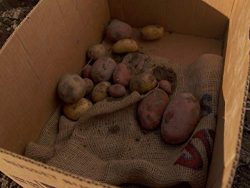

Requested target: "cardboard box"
[{"left": 0, "top": 0, "right": 249, "bottom": 187}]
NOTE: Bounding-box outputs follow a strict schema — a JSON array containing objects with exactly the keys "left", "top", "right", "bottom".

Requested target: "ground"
[{"left": 0, "top": 0, "right": 249, "bottom": 187}]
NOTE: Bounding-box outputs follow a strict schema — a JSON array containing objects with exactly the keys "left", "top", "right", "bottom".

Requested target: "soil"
[
  {"left": 0, "top": 0, "right": 249, "bottom": 187},
  {"left": 0, "top": 0, "right": 38, "bottom": 48}
]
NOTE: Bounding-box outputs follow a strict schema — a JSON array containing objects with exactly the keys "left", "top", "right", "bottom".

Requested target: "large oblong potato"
[
  {"left": 91, "top": 81, "right": 111, "bottom": 102},
  {"left": 57, "top": 74, "right": 86, "bottom": 104},
  {"left": 138, "top": 89, "right": 169, "bottom": 130},
  {"left": 141, "top": 25, "right": 164, "bottom": 40},
  {"left": 63, "top": 98, "right": 93, "bottom": 120},
  {"left": 161, "top": 93, "right": 200, "bottom": 145},
  {"left": 112, "top": 39, "right": 139, "bottom": 54}
]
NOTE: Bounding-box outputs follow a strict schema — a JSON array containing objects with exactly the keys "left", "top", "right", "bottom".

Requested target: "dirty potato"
[
  {"left": 159, "top": 80, "right": 172, "bottom": 94},
  {"left": 63, "top": 98, "right": 93, "bottom": 120},
  {"left": 112, "top": 39, "right": 139, "bottom": 54},
  {"left": 141, "top": 25, "right": 164, "bottom": 40},
  {"left": 91, "top": 81, "right": 111, "bottom": 102},
  {"left": 57, "top": 74, "right": 86, "bottom": 104},
  {"left": 87, "top": 44, "right": 107, "bottom": 60},
  {"left": 113, "top": 63, "right": 131, "bottom": 86},
  {"left": 108, "top": 84, "right": 127, "bottom": 98}
]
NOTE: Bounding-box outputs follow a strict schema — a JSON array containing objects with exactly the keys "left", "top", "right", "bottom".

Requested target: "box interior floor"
[{"left": 0, "top": 0, "right": 249, "bottom": 188}]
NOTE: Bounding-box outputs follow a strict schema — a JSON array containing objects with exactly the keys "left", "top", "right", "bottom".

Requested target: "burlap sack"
[{"left": 25, "top": 54, "right": 223, "bottom": 187}]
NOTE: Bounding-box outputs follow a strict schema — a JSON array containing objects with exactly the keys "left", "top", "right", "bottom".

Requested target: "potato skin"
[
  {"left": 112, "top": 39, "right": 139, "bottom": 54},
  {"left": 82, "top": 64, "right": 92, "bottom": 78},
  {"left": 141, "top": 25, "right": 164, "bottom": 40},
  {"left": 113, "top": 63, "right": 131, "bottom": 86},
  {"left": 87, "top": 44, "right": 107, "bottom": 60},
  {"left": 57, "top": 74, "right": 86, "bottom": 104},
  {"left": 130, "top": 72, "right": 157, "bottom": 94},
  {"left": 63, "top": 98, "right": 93, "bottom": 120},
  {"left": 91, "top": 81, "right": 111, "bottom": 102},
  {"left": 82, "top": 78, "right": 94, "bottom": 95},
  {"left": 108, "top": 84, "right": 126, "bottom": 98},
  {"left": 159, "top": 80, "right": 172, "bottom": 94},
  {"left": 161, "top": 93, "right": 200, "bottom": 145},
  {"left": 138, "top": 89, "right": 169, "bottom": 130},
  {"left": 106, "top": 19, "right": 133, "bottom": 42},
  {"left": 91, "top": 57, "right": 117, "bottom": 83}
]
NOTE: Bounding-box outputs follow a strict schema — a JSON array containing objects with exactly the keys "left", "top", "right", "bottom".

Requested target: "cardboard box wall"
[{"left": 0, "top": 0, "right": 249, "bottom": 187}]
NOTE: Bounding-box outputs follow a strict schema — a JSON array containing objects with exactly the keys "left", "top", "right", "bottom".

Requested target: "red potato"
[
  {"left": 108, "top": 84, "right": 126, "bottom": 98},
  {"left": 113, "top": 63, "right": 131, "bottom": 86},
  {"left": 57, "top": 74, "right": 86, "bottom": 104},
  {"left": 106, "top": 19, "right": 133, "bottom": 42},
  {"left": 82, "top": 64, "right": 92, "bottom": 78},
  {"left": 161, "top": 93, "right": 200, "bottom": 145},
  {"left": 91, "top": 57, "right": 117, "bottom": 83},
  {"left": 138, "top": 89, "right": 169, "bottom": 130},
  {"left": 159, "top": 80, "right": 172, "bottom": 94}
]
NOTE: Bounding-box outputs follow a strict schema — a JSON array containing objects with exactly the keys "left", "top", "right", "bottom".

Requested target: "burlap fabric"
[{"left": 25, "top": 54, "right": 223, "bottom": 187}]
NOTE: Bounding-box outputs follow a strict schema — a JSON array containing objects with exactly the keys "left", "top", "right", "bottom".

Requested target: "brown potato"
[
  {"left": 130, "top": 72, "right": 157, "bottom": 94},
  {"left": 91, "top": 57, "right": 117, "bottom": 83},
  {"left": 159, "top": 80, "right": 172, "bottom": 94},
  {"left": 82, "top": 64, "right": 92, "bottom": 78},
  {"left": 106, "top": 19, "right": 133, "bottom": 42},
  {"left": 91, "top": 81, "right": 111, "bottom": 102},
  {"left": 82, "top": 78, "right": 94, "bottom": 95},
  {"left": 108, "top": 84, "right": 126, "bottom": 98},
  {"left": 87, "top": 44, "right": 107, "bottom": 60},
  {"left": 113, "top": 63, "right": 131, "bottom": 86},
  {"left": 112, "top": 39, "right": 139, "bottom": 54},
  {"left": 138, "top": 89, "right": 169, "bottom": 130},
  {"left": 141, "top": 25, "right": 164, "bottom": 40},
  {"left": 63, "top": 98, "right": 93, "bottom": 120},
  {"left": 57, "top": 74, "right": 86, "bottom": 104},
  {"left": 161, "top": 93, "right": 200, "bottom": 145}
]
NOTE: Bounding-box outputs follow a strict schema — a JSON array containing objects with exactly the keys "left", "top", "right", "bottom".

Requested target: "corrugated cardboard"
[{"left": 0, "top": 0, "right": 249, "bottom": 187}]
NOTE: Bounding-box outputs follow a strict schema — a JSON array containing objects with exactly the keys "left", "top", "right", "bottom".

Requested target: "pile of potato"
[{"left": 57, "top": 19, "right": 200, "bottom": 145}]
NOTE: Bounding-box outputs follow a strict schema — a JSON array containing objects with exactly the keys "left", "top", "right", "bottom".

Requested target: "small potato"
[
  {"left": 91, "top": 57, "right": 117, "bottom": 83},
  {"left": 106, "top": 19, "right": 133, "bottom": 42},
  {"left": 82, "top": 78, "right": 94, "bottom": 94},
  {"left": 87, "top": 44, "right": 107, "bottom": 60},
  {"left": 113, "top": 63, "right": 131, "bottom": 86},
  {"left": 57, "top": 74, "right": 86, "bottom": 104},
  {"left": 82, "top": 64, "right": 92, "bottom": 78},
  {"left": 92, "top": 81, "right": 111, "bottom": 102},
  {"left": 63, "top": 98, "right": 93, "bottom": 120},
  {"left": 141, "top": 25, "right": 164, "bottom": 40},
  {"left": 161, "top": 93, "right": 200, "bottom": 145},
  {"left": 138, "top": 89, "right": 169, "bottom": 130},
  {"left": 112, "top": 39, "right": 139, "bottom": 54},
  {"left": 108, "top": 84, "right": 126, "bottom": 98},
  {"left": 130, "top": 72, "right": 157, "bottom": 94},
  {"left": 159, "top": 80, "right": 172, "bottom": 94}
]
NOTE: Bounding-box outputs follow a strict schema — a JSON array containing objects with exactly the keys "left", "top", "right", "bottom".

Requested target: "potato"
[
  {"left": 92, "top": 81, "right": 111, "bottom": 102},
  {"left": 63, "top": 98, "right": 93, "bottom": 120},
  {"left": 113, "top": 63, "right": 131, "bottom": 86},
  {"left": 108, "top": 84, "right": 126, "bottom": 98},
  {"left": 57, "top": 74, "right": 86, "bottom": 104},
  {"left": 87, "top": 44, "right": 107, "bottom": 60},
  {"left": 82, "top": 64, "right": 92, "bottom": 78},
  {"left": 130, "top": 72, "right": 157, "bottom": 94},
  {"left": 159, "top": 80, "right": 172, "bottom": 94},
  {"left": 161, "top": 93, "right": 200, "bottom": 145},
  {"left": 138, "top": 89, "right": 169, "bottom": 130},
  {"left": 112, "top": 39, "right": 139, "bottom": 54},
  {"left": 106, "top": 19, "right": 133, "bottom": 42},
  {"left": 91, "top": 57, "right": 117, "bottom": 83},
  {"left": 82, "top": 78, "right": 94, "bottom": 95},
  {"left": 141, "top": 25, "right": 164, "bottom": 40}
]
